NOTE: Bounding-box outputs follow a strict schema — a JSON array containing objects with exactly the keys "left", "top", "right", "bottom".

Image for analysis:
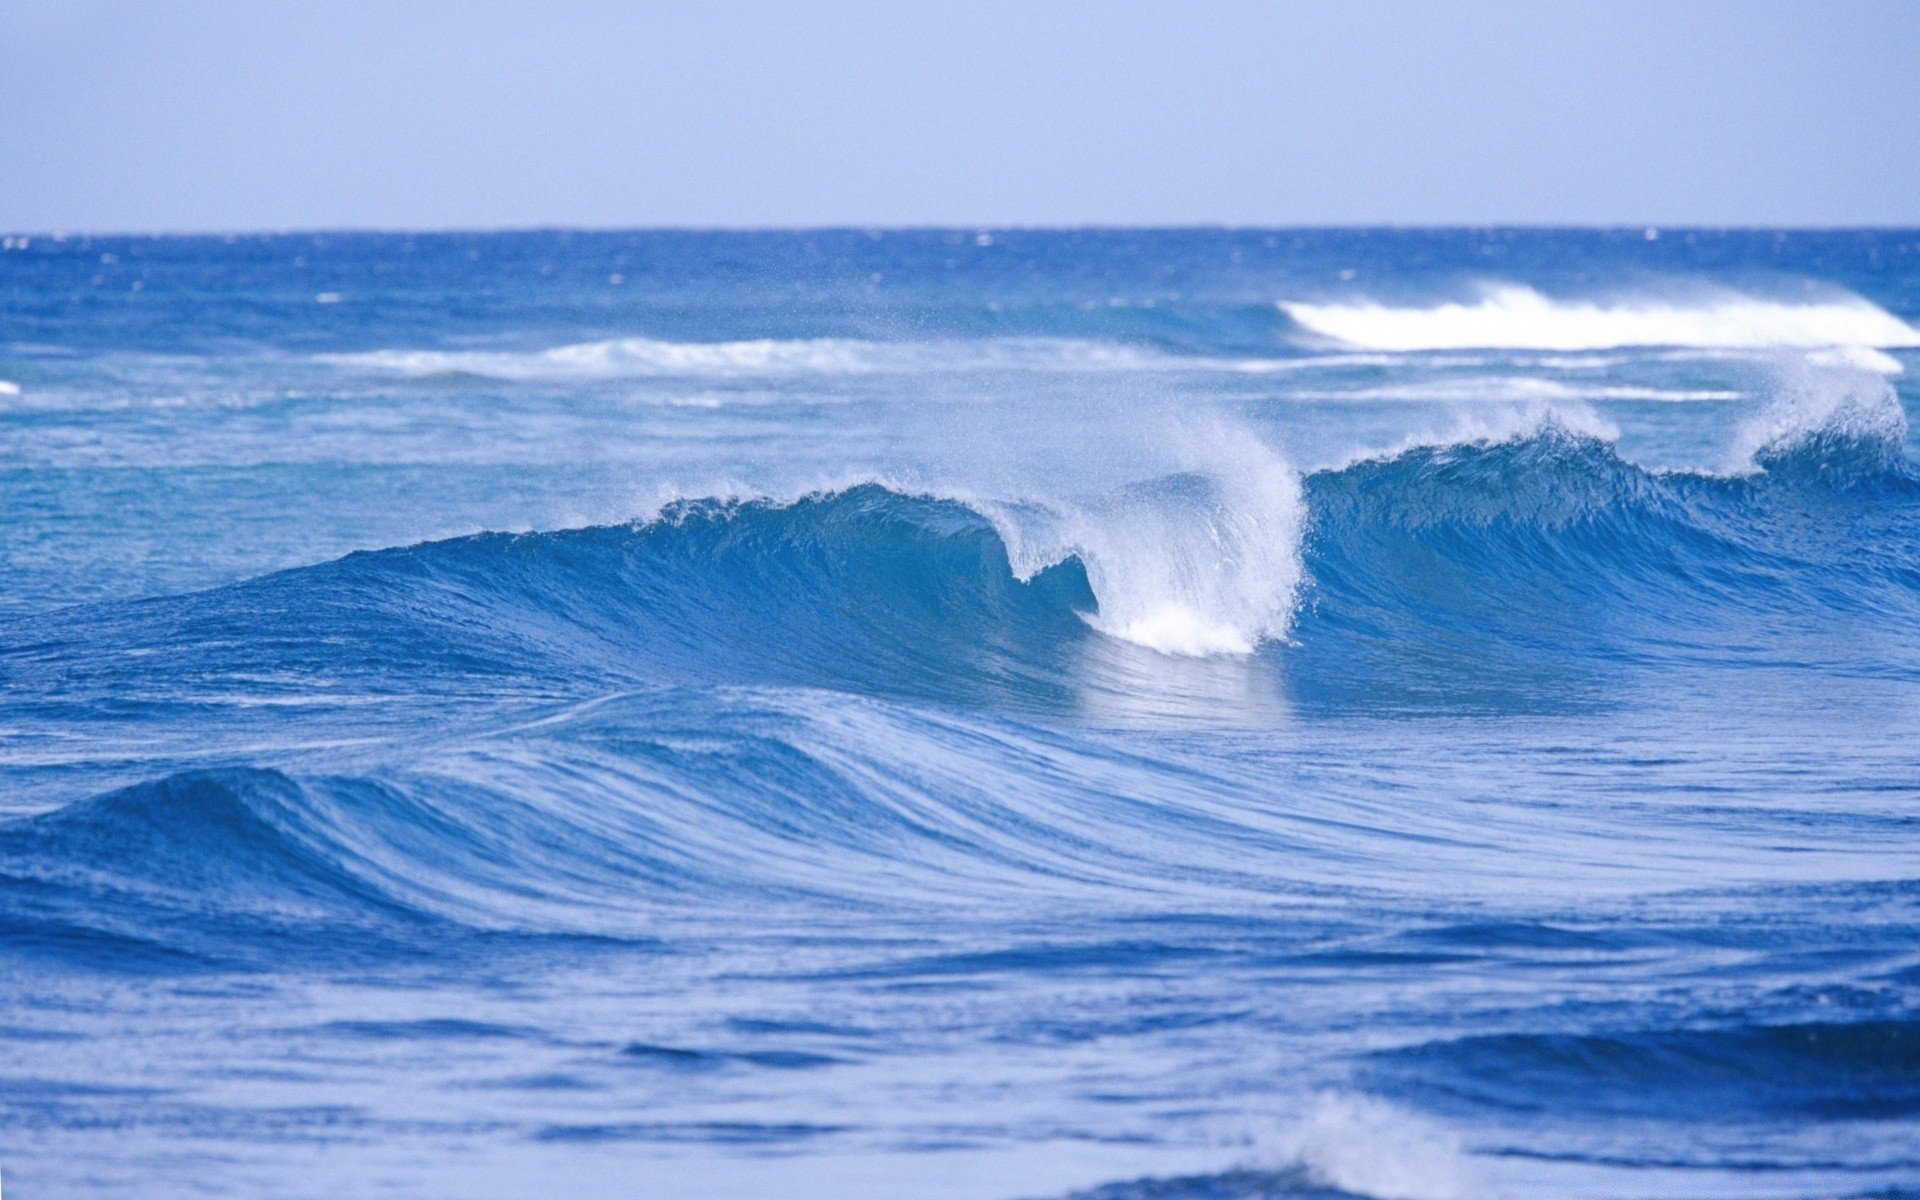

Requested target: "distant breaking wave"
[
  {"left": 325, "top": 295, "right": 1920, "bottom": 387},
  {"left": 1280, "top": 285, "right": 1920, "bottom": 354},
  {"left": 326, "top": 336, "right": 1178, "bottom": 381}
]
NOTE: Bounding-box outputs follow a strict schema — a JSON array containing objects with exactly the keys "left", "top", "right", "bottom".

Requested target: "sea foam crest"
[
  {"left": 1732, "top": 360, "right": 1909, "bottom": 475},
  {"left": 985, "top": 424, "right": 1305, "bottom": 657},
  {"left": 1289, "top": 1094, "right": 1476, "bottom": 1200},
  {"left": 1280, "top": 284, "right": 1920, "bottom": 352},
  {"left": 1360, "top": 399, "right": 1620, "bottom": 467}
]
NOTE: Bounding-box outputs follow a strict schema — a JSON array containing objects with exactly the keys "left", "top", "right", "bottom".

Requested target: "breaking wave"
[
  {"left": 3, "top": 380, "right": 1917, "bottom": 959},
  {"left": 1280, "top": 284, "right": 1920, "bottom": 353},
  {"left": 4, "top": 393, "right": 1911, "bottom": 717},
  {"left": 324, "top": 336, "right": 1180, "bottom": 381}
]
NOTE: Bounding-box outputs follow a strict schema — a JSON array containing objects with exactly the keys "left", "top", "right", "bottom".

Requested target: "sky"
[{"left": 2, "top": 1, "right": 1918, "bottom": 232}]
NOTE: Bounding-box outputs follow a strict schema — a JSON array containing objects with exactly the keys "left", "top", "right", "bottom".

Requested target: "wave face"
[
  {"left": 5, "top": 229, "right": 1920, "bottom": 1200},
  {"left": 10, "top": 418, "right": 1911, "bottom": 737}
]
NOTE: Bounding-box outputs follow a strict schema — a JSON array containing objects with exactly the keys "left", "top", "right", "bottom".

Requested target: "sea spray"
[
  {"left": 984, "top": 421, "right": 1305, "bottom": 656},
  {"left": 1732, "top": 354, "right": 1910, "bottom": 477}
]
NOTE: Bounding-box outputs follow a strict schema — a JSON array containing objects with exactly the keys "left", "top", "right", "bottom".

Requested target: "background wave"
[
  {"left": 325, "top": 336, "right": 1192, "bottom": 381},
  {"left": 1280, "top": 284, "right": 1920, "bottom": 352}
]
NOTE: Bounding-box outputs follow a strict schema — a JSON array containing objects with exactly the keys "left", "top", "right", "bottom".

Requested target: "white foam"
[
  {"left": 325, "top": 336, "right": 1178, "bottom": 381},
  {"left": 1805, "top": 344, "right": 1905, "bottom": 374},
  {"left": 1309, "top": 401, "right": 1621, "bottom": 478},
  {"left": 1290, "top": 1093, "right": 1478, "bottom": 1200},
  {"left": 1729, "top": 358, "right": 1908, "bottom": 472},
  {"left": 1281, "top": 284, "right": 1920, "bottom": 352},
  {"left": 331, "top": 334, "right": 1784, "bottom": 385},
  {"left": 1287, "top": 378, "right": 1742, "bottom": 404},
  {"left": 986, "top": 421, "right": 1305, "bottom": 658},
  {"left": 1105, "top": 605, "right": 1258, "bottom": 657},
  {"left": 0, "top": 380, "right": 20, "bottom": 396},
  {"left": 625, "top": 451, "right": 1304, "bottom": 662},
  {"left": 1426, "top": 400, "right": 1619, "bottom": 450},
  {"left": 331, "top": 337, "right": 879, "bottom": 380}
]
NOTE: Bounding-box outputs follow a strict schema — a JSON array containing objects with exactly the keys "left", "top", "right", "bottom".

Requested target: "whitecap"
[
  {"left": 1280, "top": 284, "right": 1920, "bottom": 352},
  {"left": 984, "top": 421, "right": 1306, "bottom": 659},
  {"left": 1730, "top": 359, "right": 1908, "bottom": 473},
  {"left": 322, "top": 336, "right": 1179, "bottom": 381}
]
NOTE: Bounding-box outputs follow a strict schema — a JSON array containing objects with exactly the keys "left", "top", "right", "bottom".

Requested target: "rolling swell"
[
  {"left": 6, "top": 426, "right": 1918, "bottom": 723},
  {"left": 0, "top": 486, "right": 1100, "bottom": 722},
  {"left": 4, "top": 424, "right": 1919, "bottom": 966},
  {"left": 1370, "top": 1019, "right": 1920, "bottom": 1121},
  {"left": 1291, "top": 424, "right": 1920, "bottom": 709},
  {"left": 0, "top": 769, "right": 433, "bottom": 965}
]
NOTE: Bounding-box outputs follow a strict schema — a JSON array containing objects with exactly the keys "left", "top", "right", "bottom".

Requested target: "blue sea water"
[{"left": 3, "top": 228, "right": 1920, "bottom": 1198}]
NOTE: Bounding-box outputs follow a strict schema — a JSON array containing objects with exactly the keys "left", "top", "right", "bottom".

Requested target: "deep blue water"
[{"left": 3, "top": 229, "right": 1920, "bottom": 1198}]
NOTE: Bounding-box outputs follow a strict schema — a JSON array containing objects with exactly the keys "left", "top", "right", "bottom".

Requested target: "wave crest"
[
  {"left": 5, "top": 422, "right": 1917, "bottom": 732},
  {"left": 1280, "top": 284, "right": 1920, "bottom": 352},
  {"left": 987, "top": 429, "right": 1306, "bottom": 656},
  {"left": 1736, "top": 363, "right": 1910, "bottom": 480}
]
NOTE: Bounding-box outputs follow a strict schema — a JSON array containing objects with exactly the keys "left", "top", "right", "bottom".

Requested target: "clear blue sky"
[{"left": 4, "top": 1, "right": 1918, "bottom": 232}]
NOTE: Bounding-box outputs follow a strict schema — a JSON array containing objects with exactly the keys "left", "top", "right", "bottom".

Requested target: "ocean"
[{"left": 2, "top": 228, "right": 1919, "bottom": 1198}]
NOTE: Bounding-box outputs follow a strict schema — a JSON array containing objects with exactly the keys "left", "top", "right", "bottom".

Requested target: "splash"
[
  {"left": 985, "top": 424, "right": 1306, "bottom": 657},
  {"left": 1297, "top": 1095, "right": 1474, "bottom": 1200},
  {"left": 1281, "top": 284, "right": 1920, "bottom": 352},
  {"left": 1097, "top": 1095, "right": 1482, "bottom": 1200},
  {"left": 1732, "top": 359, "right": 1909, "bottom": 476}
]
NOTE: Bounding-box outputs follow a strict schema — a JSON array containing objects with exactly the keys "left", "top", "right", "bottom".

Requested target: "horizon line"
[{"left": 8, "top": 221, "right": 1920, "bottom": 241}]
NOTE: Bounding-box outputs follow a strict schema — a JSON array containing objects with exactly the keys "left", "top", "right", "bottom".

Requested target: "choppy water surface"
[{"left": 4, "top": 229, "right": 1920, "bottom": 1198}]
